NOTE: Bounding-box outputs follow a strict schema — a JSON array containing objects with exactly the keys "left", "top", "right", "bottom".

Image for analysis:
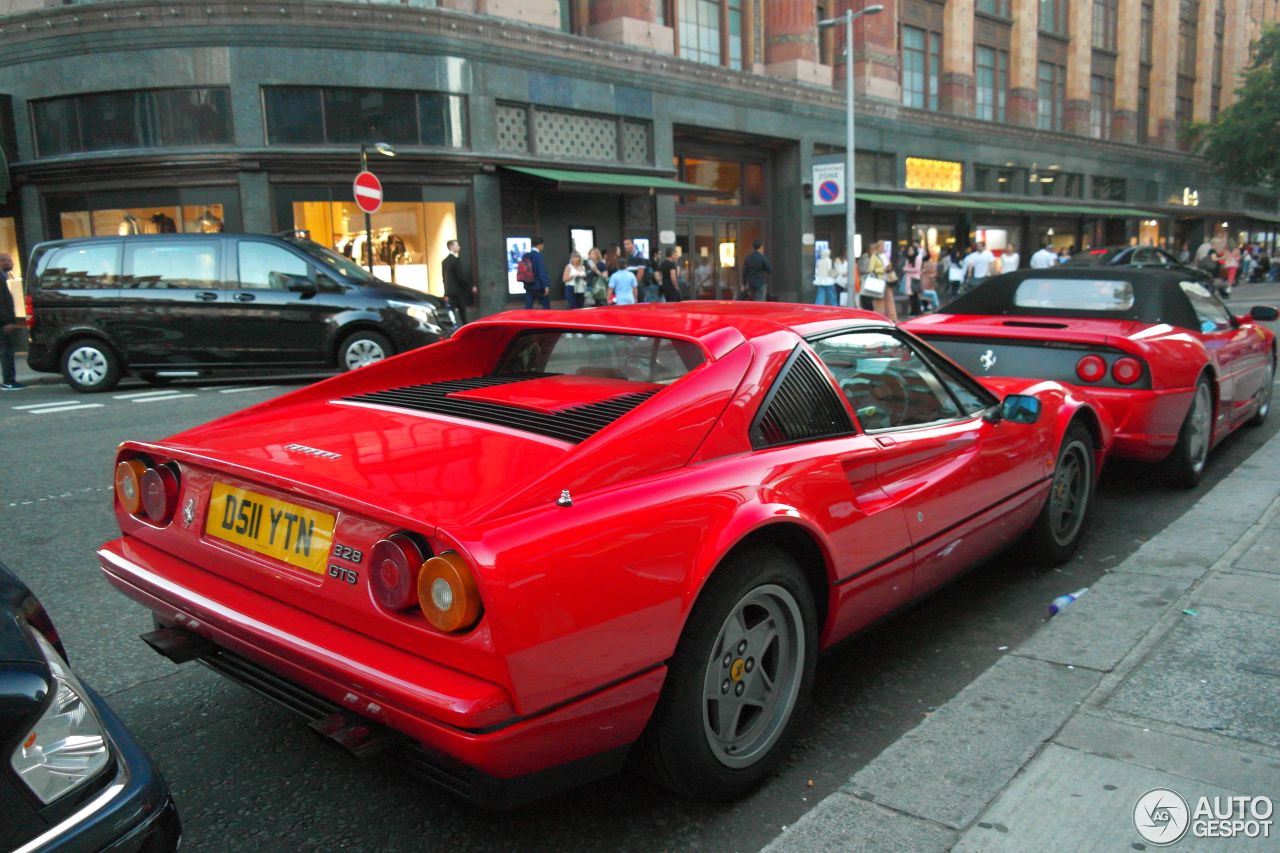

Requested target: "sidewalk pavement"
[{"left": 766, "top": 426, "right": 1280, "bottom": 851}]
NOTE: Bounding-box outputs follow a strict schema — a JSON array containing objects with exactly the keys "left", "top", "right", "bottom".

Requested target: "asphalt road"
[{"left": 2, "top": 291, "right": 1277, "bottom": 852}]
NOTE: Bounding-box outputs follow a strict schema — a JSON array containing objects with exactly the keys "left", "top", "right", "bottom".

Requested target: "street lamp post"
[
  {"left": 359, "top": 141, "right": 397, "bottom": 275},
  {"left": 818, "top": 4, "right": 883, "bottom": 288}
]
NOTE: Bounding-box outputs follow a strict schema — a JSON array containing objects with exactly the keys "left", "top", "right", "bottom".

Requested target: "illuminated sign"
[{"left": 905, "top": 157, "right": 963, "bottom": 193}]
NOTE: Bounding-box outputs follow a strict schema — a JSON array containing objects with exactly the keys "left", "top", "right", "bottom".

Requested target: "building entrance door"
[{"left": 676, "top": 218, "right": 763, "bottom": 300}]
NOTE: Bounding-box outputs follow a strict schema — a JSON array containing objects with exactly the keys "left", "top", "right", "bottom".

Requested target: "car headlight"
[
  {"left": 10, "top": 631, "right": 111, "bottom": 804},
  {"left": 388, "top": 300, "right": 438, "bottom": 325}
]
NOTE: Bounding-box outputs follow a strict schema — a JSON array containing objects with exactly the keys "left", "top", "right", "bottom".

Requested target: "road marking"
[
  {"left": 132, "top": 393, "right": 198, "bottom": 403},
  {"left": 218, "top": 386, "right": 272, "bottom": 394},
  {"left": 26, "top": 403, "right": 107, "bottom": 414},
  {"left": 6, "top": 485, "right": 113, "bottom": 508},
  {"left": 113, "top": 390, "right": 189, "bottom": 400}
]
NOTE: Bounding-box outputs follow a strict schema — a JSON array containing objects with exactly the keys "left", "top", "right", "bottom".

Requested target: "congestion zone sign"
[{"left": 353, "top": 171, "right": 383, "bottom": 214}]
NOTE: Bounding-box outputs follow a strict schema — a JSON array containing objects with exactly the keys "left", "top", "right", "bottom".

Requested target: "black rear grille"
[
  {"left": 342, "top": 374, "right": 659, "bottom": 444},
  {"left": 752, "top": 349, "right": 853, "bottom": 448}
]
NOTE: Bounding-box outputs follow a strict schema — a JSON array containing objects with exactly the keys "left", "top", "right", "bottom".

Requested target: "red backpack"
[{"left": 516, "top": 253, "right": 536, "bottom": 285}]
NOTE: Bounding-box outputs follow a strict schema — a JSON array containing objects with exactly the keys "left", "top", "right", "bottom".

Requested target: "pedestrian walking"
[
  {"left": 562, "top": 251, "right": 588, "bottom": 309},
  {"left": 742, "top": 239, "right": 772, "bottom": 301},
  {"left": 441, "top": 239, "right": 474, "bottom": 324},
  {"left": 1001, "top": 243, "right": 1020, "bottom": 273},
  {"left": 814, "top": 247, "right": 836, "bottom": 305},
  {"left": 961, "top": 241, "right": 995, "bottom": 292},
  {"left": 859, "top": 243, "right": 897, "bottom": 321},
  {"left": 902, "top": 240, "right": 923, "bottom": 315},
  {"left": 919, "top": 247, "right": 940, "bottom": 312},
  {"left": 522, "top": 237, "right": 550, "bottom": 309},
  {"left": 657, "top": 247, "right": 682, "bottom": 302},
  {"left": 1, "top": 253, "right": 24, "bottom": 390},
  {"left": 1030, "top": 241, "right": 1057, "bottom": 269},
  {"left": 586, "top": 247, "right": 609, "bottom": 306},
  {"left": 1222, "top": 244, "right": 1240, "bottom": 295},
  {"left": 608, "top": 261, "right": 638, "bottom": 305},
  {"left": 833, "top": 251, "right": 850, "bottom": 306}
]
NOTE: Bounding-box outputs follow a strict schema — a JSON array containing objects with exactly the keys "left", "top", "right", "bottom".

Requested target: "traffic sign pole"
[{"left": 361, "top": 145, "right": 372, "bottom": 274}]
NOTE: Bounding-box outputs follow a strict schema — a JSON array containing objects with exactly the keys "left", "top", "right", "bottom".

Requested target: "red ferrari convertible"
[
  {"left": 904, "top": 268, "right": 1277, "bottom": 487},
  {"left": 99, "top": 304, "right": 1107, "bottom": 805}
]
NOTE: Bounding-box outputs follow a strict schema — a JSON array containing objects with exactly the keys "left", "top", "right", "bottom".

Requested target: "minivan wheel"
[
  {"left": 339, "top": 331, "right": 392, "bottom": 371},
  {"left": 62, "top": 340, "right": 121, "bottom": 393}
]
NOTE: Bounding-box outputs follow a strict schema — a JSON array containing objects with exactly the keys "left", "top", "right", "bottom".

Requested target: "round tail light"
[
  {"left": 1111, "top": 357, "right": 1143, "bottom": 385},
  {"left": 114, "top": 459, "right": 146, "bottom": 515},
  {"left": 140, "top": 463, "right": 179, "bottom": 524},
  {"left": 369, "top": 534, "right": 426, "bottom": 611},
  {"left": 1075, "top": 355, "right": 1107, "bottom": 383},
  {"left": 418, "top": 552, "right": 481, "bottom": 633}
]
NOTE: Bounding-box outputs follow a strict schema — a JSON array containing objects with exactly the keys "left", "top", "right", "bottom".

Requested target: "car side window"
[
  {"left": 1179, "top": 280, "right": 1233, "bottom": 333},
  {"left": 238, "top": 241, "right": 310, "bottom": 291},
  {"left": 811, "top": 331, "right": 962, "bottom": 431},
  {"left": 124, "top": 241, "right": 220, "bottom": 290},
  {"left": 1132, "top": 248, "right": 1159, "bottom": 265},
  {"left": 38, "top": 244, "right": 121, "bottom": 290}
]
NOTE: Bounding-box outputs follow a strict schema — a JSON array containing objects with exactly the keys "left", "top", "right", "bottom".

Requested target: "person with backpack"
[{"left": 517, "top": 237, "right": 550, "bottom": 309}]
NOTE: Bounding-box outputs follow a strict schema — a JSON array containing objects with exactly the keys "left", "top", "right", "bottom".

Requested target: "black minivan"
[{"left": 25, "top": 233, "right": 457, "bottom": 392}]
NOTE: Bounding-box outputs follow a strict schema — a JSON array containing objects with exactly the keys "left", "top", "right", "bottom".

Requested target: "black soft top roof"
[{"left": 941, "top": 268, "right": 1201, "bottom": 330}]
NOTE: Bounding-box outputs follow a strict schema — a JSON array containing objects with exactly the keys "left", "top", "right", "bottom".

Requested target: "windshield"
[
  {"left": 494, "top": 331, "right": 705, "bottom": 385},
  {"left": 1013, "top": 277, "right": 1135, "bottom": 311},
  {"left": 287, "top": 238, "right": 378, "bottom": 283}
]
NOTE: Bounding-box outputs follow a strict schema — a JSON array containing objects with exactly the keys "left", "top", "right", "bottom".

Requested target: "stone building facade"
[{"left": 0, "top": 0, "right": 1277, "bottom": 315}]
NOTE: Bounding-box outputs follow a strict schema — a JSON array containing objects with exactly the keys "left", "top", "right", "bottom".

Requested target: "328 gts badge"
[{"left": 328, "top": 542, "right": 364, "bottom": 584}]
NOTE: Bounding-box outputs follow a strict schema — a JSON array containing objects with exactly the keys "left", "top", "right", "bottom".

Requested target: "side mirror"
[
  {"left": 999, "top": 394, "right": 1042, "bottom": 424},
  {"left": 1249, "top": 305, "right": 1279, "bottom": 322}
]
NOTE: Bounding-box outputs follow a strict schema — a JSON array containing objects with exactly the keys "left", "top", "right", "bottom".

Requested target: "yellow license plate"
[{"left": 205, "top": 482, "right": 335, "bottom": 574}]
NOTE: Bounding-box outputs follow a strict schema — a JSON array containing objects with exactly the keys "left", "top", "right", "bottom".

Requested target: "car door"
[
  {"left": 226, "top": 239, "right": 335, "bottom": 365},
  {"left": 811, "top": 329, "right": 1048, "bottom": 599},
  {"left": 110, "top": 238, "right": 228, "bottom": 367},
  {"left": 1179, "top": 281, "right": 1269, "bottom": 428}
]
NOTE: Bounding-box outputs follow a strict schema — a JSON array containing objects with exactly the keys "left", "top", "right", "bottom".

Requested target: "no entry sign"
[{"left": 353, "top": 171, "right": 383, "bottom": 214}]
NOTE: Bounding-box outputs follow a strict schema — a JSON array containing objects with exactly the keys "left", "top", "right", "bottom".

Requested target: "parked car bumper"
[{"left": 97, "top": 538, "right": 662, "bottom": 806}]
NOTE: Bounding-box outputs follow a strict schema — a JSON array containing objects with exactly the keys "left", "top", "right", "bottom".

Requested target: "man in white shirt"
[
  {"left": 1001, "top": 244, "right": 1020, "bottom": 273},
  {"left": 1029, "top": 243, "right": 1058, "bottom": 269},
  {"left": 961, "top": 242, "right": 995, "bottom": 292}
]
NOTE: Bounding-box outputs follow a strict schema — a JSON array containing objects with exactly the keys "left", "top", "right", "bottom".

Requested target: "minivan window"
[
  {"left": 124, "top": 241, "right": 220, "bottom": 290},
  {"left": 39, "top": 244, "right": 121, "bottom": 290},
  {"left": 238, "top": 241, "right": 309, "bottom": 290},
  {"left": 287, "top": 238, "right": 376, "bottom": 284}
]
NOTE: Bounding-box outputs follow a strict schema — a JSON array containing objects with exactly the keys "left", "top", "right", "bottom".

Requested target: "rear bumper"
[
  {"left": 97, "top": 539, "right": 663, "bottom": 801},
  {"left": 1082, "top": 386, "right": 1192, "bottom": 462}
]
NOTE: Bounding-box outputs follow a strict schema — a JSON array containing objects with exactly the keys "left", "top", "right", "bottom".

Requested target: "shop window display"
[
  {"left": 60, "top": 205, "right": 226, "bottom": 239},
  {"left": 291, "top": 201, "right": 457, "bottom": 296}
]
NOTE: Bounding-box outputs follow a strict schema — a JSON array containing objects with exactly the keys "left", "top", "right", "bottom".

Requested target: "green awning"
[
  {"left": 856, "top": 191, "right": 1158, "bottom": 218},
  {"left": 504, "top": 166, "right": 710, "bottom": 194}
]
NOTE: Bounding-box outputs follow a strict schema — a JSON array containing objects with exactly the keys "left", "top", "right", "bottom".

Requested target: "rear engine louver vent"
[
  {"left": 752, "top": 352, "right": 853, "bottom": 448},
  {"left": 342, "top": 375, "right": 659, "bottom": 444}
]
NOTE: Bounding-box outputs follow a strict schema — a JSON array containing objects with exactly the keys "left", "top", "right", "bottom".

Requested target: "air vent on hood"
[{"left": 341, "top": 375, "right": 659, "bottom": 444}]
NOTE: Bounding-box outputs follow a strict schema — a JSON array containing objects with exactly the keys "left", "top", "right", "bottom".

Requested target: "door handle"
[
  {"left": 233, "top": 292, "right": 256, "bottom": 303},
  {"left": 195, "top": 291, "right": 218, "bottom": 302}
]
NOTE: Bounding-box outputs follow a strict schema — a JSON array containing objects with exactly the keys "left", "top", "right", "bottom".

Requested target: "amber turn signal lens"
[
  {"left": 369, "top": 534, "right": 426, "bottom": 611},
  {"left": 114, "top": 459, "right": 146, "bottom": 515},
  {"left": 418, "top": 551, "right": 481, "bottom": 633},
  {"left": 141, "top": 464, "right": 179, "bottom": 524}
]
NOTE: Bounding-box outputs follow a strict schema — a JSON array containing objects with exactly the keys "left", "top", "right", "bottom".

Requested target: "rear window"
[
  {"left": 495, "top": 330, "right": 705, "bottom": 385},
  {"left": 36, "top": 243, "right": 121, "bottom": 290},
  {"left": 1013, "top": 277, "right": 1135, "bottom": 312}
]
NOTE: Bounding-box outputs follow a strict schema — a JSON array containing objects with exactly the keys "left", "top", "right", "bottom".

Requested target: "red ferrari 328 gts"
[
  {"left": 99, "top": 304, "right": 1108, "bottom": 805},
  {"left": 904, "top": 268, "right": 1277, "bottom": 487}
]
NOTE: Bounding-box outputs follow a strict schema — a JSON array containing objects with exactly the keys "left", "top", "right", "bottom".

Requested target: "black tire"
[
  {"left": 1246, "top": 356, "right": 1274, "bottom": 427},
  {"left": 1023, "top": 421, "right": 1095, "bottom": 565},
  {"left": 61, "top": 339, "right": 121, "bottom": 393},
  {"left": 640, "top": 546, "right": 817, "bottom": 801},
  {"left": 1163, "top": 377, "right": 1214, "bottom": 488},
  {"left": 338, "top": 330, "right": 392, "bottom": 371}
]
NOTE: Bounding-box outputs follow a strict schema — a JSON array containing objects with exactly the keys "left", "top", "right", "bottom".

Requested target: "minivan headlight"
[
  {"left": 10, "top": 631, "right": 112, "bottom": 804},
  {"left": 388, "top": 300, "right": 438, "bottom": 325}
]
